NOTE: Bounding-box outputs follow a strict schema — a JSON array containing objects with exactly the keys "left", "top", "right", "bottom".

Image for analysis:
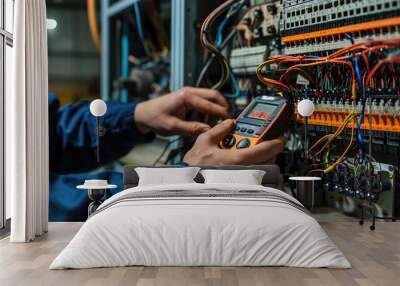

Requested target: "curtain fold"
[{"left": 8, "top": 0, "right": 49, "bottom": 242}]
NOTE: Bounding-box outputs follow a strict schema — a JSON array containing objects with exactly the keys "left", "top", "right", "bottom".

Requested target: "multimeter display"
[
  {"left": 221, "top": 96, "right": 293, "bottom": 150},
  {"left": 246, "top": 103, "right": 277, "bottom": 120}
]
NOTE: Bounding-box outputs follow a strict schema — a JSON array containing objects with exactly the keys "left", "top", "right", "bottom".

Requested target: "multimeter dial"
[
  {"left": 236, "top": 138, "right": 251, "bottom": 149},
  {"left": 222, "top": 134, "right": 236, "bottom": 148}
]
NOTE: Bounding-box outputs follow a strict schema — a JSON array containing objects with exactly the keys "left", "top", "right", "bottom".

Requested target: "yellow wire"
[
  {"left": 309, "top": 134, "right": 331, "bottom": 152},
  {"left": 222, "top": 58, "right": 230, "bottom": 87},
  {"left": 324, "top": 118, "right": 356, "bottom": 173},
  {"left": 310, "top": 112, "right": 356, "bottom": 157}
]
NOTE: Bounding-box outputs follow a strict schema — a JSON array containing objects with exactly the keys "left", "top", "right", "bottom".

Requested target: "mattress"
[{"left": 50, "top": 183, "right": 351, "bottom": 269}]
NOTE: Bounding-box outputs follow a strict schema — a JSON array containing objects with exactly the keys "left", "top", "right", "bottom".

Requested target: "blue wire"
[
  {"left": 345, "top": 33, "right": 365, "bottom": 160},
  {"left": 345, "top": 33, "right": 362, "bottom": 85},
  {"left": 357, "top": 98, "right": 366, "bottom": 161},
  {"left": 224, "top": 69, "right": 241, "bottom": 98},
  {"left": 354, "top": 57, "right": 362, "bottom": 86},
  {"left": 216, "top": 5, "right": 241, "bottom": 99},
  {"left": 216, "top": 5, "right": 237, "bottom": 48},
  {"left": 354, "top": 58, "right": 364, "bottom": 161},
  {"left": 353, "top": 56, "right": 363, "bottom": 156},
  {"left": 345, "top": 33, "right": 355, "bottom": 45},
  {"left": 133, "top": 2, "right": 150, "bottom": 56},
  {"left": 216, "top": 17, "right": 230, "bottom": 47},
  {"left": 120, "top": 17, "right": 129, "bottom": 103}
]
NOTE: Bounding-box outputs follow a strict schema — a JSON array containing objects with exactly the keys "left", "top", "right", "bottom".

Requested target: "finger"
[
  {"left": 205, "top": 119, "right": 235, "bottom": 143},
  {"left": 183, "top": 87, "right": 229, "bottom": 108},
  {"left": 235, "top": 137, "right": 286, "bottom": 165},
  {"left": 167, "top": 117, "right": 211, "bottom": 136},
  {"left": 184, "top": 93, "right": 229, "bottom": 119}
]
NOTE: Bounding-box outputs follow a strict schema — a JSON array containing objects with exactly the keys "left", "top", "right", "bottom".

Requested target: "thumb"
[{"left": 206, "top": 119, "right": 235, "bottom": 143}]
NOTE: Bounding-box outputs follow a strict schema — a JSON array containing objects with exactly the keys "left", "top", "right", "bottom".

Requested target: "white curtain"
[{"left": 7, "top": 0, "right": 49, "bottom": 242}]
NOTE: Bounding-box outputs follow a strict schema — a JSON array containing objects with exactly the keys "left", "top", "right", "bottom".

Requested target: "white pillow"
[
  {"left": 200, "top": 169, "right": 266, "bottom": 185},
  {"left": 135, "top": 167, "right": 200, "bottom": 186}
]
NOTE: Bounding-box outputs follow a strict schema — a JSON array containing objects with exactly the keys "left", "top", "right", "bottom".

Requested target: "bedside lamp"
[
  {"left": 90, "top": 99, "right": 107, "bottom": 163},
  {"left": 297, "top": 99, "right": 315, "bottom": 159},
  {"left": 290, "top": 99, "right": 319, "bottom": 209},
  {"left": 77, "top": 180, "right": 117, "bottom": 217}
]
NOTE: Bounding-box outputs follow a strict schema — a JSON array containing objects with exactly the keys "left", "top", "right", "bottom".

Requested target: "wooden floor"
[{"left": 0, "top": 221, "right": 399, "bottom": 286}]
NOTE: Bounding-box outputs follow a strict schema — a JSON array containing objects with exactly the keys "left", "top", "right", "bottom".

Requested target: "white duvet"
[{"left": 50, "top": 183, "right": 351, "bottom": 269}]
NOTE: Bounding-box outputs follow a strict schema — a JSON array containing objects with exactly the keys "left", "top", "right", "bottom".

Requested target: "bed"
[{"left": 50, "top": 165, "right": 350, "bottom": 269}]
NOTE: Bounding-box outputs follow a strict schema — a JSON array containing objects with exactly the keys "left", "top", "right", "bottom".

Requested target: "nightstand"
[
  {"left": 289, "top": 177, "right": 321, "bottom": 210},
  {"left": 77, "top": 180, "right": 117, "bottom": 217}
]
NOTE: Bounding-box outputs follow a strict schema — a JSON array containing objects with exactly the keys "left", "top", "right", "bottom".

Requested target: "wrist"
[
  {"left": 183, "top": 149, "right": 212, "bottom": 166},
  {"left": 134, "top": 102, "right": 152, "bottom": 135}
]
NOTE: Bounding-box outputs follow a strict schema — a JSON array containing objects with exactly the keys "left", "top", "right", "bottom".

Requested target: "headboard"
[{"left": 123, "top": 165, "right": 283, "bottom": 190}]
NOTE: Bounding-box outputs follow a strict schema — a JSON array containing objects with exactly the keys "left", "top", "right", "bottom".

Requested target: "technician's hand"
[
  {"left": 134, "top": 87, "right": 229, "bottom": 136},
  {"left": 183, "top": 119, "right": 286, "bottom": 165}
]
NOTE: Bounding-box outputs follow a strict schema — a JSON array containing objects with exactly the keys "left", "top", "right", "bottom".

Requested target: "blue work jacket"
[{"left": 49, "top": 93, "right": 154, "bottom": 221}]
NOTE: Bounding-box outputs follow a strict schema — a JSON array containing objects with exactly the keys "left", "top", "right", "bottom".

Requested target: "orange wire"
[
  {"left": 256, "top": 39, "right": 400, "bottom": 97},
  {"left": 87, "top": 0, "right": 101, "bottom": 54}
]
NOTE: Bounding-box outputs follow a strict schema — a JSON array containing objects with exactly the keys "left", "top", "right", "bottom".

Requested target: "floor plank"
[{"left": 0, "top": 221, "right": 399, "bottom": 286}]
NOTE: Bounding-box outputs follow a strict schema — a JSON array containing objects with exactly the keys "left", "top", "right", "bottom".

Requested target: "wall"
[{"left": 47, "top": 5, "right": 100, "bottom": 105}]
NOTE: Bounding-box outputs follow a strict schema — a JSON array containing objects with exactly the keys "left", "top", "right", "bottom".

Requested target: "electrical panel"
[
  {"left": 229, "top": 1, "right": 282, "bottom": 76},
  {"left": 281, "top": 0, "right": 400, "bottom": 36},
  {"left": 193, "top": 0, "right": 400, "bottom": 219}
]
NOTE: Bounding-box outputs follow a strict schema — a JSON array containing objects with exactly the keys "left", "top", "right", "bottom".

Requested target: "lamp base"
[{"left": 87, "top": 189, "right": 106, "bottom": 216}]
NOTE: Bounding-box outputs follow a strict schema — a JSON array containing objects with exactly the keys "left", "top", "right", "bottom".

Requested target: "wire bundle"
[
  {"left": 257, "top": 39, "right": 400, "bottom": 100},
  {"left": 308, "top": 112, "right": 357, "bottom": 174},
  {"left": 256, "top": 39, "right": 400, "bottom": 174},
  {"left": 198, "top": 0, "right": 245, "bottom": 91}
]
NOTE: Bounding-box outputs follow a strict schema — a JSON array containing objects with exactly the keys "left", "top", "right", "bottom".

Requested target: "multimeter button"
[
  {"left": 222, "top": 135, "right": 236, "bottom": 148},
  {"left": 240, "top": 127, "right": 247, "bottom": 132},
  {"left": 236, "top": 138, "right": 251, "bottom": 149},
  {"left": 247, "top": 129, "right": 254, "bottom": 134}
]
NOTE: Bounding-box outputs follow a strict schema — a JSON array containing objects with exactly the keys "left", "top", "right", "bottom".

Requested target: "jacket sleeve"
[{"left": 49, "top": 93, "right": 154, "bottom": 174}]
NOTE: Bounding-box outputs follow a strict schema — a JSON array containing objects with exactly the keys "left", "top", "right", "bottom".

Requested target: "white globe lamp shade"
[
  {"left": 90, "top": 99, "right": 107, "bottom": 117},
  {"left": 297, "top": 99, "right": 315, "bottom": 117}
]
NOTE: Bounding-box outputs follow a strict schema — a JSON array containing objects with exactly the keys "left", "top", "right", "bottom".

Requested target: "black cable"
[
  {"left": 200, "top": 0, "right": 242, "bottom": 90},
  {"left": 152, "top": 137, "right": 181, "bottom": 166},
  {"left": 201, "top": 45, "right": 228, "bottom": 90},
  {"left": 196, "top": 29, "right": 237, "bottom": 88}
]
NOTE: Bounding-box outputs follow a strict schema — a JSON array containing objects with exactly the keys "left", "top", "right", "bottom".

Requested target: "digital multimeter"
[{"left": 221, "top": 96, "right": 292, "bottom": 150}]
